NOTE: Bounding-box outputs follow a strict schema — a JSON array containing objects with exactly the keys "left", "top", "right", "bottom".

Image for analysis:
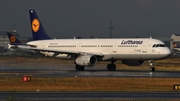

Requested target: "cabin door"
[
  {"left": 77, "top": 43, "right": 81, "bottom": 52},
  {"left": 112, "top": 43, "right": 117, "bottom": 53},
  {"left": 142, "top": 41, "right": 148, "bottom": 53}
]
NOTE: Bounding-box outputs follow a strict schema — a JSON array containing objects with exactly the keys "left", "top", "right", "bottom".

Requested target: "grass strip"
[{"left": 0, "top": 77, "right": 180, "bottom": 92}]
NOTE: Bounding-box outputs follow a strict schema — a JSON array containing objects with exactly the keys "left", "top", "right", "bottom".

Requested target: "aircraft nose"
[{"left": 164, "top": 48, "right": 172, "bottom": 57}]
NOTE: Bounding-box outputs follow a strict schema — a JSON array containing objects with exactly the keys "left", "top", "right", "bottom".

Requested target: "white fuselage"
[{"left": 26, "top": 38, "right": 171, "bottom": 61}]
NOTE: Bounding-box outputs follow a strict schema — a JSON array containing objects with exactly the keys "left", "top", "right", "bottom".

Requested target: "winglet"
[{"left": 29, "top": 10, "right": 51, "bottom": 40}]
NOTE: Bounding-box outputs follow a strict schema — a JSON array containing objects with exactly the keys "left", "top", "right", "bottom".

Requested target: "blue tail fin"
[
  {"left": 29, "top": 10, "right": 51, "bottom": 40},
  {"left": 7, "top": 32, "right": 22, "bottom": 45}
]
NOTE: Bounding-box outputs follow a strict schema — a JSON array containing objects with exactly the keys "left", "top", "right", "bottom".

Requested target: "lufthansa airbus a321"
[{"left": 17, "top": 10, "right": 172, "bottom": 72}]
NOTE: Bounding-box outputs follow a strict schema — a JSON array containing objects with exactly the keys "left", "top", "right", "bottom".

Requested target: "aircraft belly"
[
  {"left": 101, "top": 55, "right": 113, "bottom": 60},
  {"left": 112, "top": 54, "right": 145, "bottom": 60},
  {"left": 112, "top": 53, "right": 169, "bottom": 60}
]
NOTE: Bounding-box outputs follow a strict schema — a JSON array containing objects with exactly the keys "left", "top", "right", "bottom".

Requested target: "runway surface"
[
  {"left": 1, "top": 60, "right": 180, "bottom": 100},
  {"left": 1, "top": 66, "right": 180, "bottom": 78},
  {"left": 1, "top": 92, "right": 180, "bottom": 100},
  {"left": 0, "top": 57, "right": 180, "bottom": 78}
]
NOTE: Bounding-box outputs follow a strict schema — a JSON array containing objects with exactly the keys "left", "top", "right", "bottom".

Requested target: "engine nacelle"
[
  {"left": 122, "top": 60, "right": 144, "bottom": 66},
  {"left": 75, "top": 55, "right": 97, "bottom": 66}
]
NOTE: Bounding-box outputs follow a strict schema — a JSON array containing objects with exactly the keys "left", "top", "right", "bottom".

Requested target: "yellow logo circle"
[
  {"left": 32, "top": 18, "right": 40, "bottom": 32},
  {"left": 10, "top": 36, "right": 16, "bottom": 43},
  {"left": 174, "top": 43, "right": 177, "bottom": 48}
]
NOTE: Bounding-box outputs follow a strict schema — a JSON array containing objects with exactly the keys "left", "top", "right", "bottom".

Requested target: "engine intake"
[
  {"left": 122, "top": 60, "right": 144, "bottom": 66},
  {"left": 75, "top": 55, "right": 97, "bottom": 66}
]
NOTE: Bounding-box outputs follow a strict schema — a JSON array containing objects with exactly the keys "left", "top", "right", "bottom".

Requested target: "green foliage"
[
  {"left": 6, "top": 95, "right": 17, "bottom": 101},
  {"left": 6, "top": 95, "right": 23, "bottom": 101},
  {"left": 53, "top": 79, "right": 56, "bottom": 84}
]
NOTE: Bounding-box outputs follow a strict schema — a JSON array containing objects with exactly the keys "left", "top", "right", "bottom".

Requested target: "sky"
[{"left": 1, "top": 0, "right": 180, "bottom": 38}]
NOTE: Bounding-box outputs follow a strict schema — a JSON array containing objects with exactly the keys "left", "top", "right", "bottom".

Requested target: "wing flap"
[{"left": 17, "top": 45, "right": 103, "bottom": 56}]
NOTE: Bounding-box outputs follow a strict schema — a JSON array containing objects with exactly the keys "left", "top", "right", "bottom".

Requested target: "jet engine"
[
  {"left": 75, "top": 55, "right": 97, "bottom": 66},
  {"left": 122, "top": 60, "right": 144, "bottom": 66}
]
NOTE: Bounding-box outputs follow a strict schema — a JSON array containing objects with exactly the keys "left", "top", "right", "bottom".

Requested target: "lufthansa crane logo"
[
  {"left": 174, "top": 43, "right": 177, "bottom": 48},
  {"left": 32, "top": 18, "right": 40, "bottom": 32},
  {"left": 10, "top": 36, "right": 16, "bottom": 43}
]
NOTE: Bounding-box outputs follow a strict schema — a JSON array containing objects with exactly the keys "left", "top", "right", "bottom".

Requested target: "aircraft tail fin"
[
  {"left": 7, "top": 32, "right": 22, "bottom": 45},
  {"left": 29, "top": 10, "right": 51, "bottom": 40},
  {"left": 173, "top": 42, "right": 180, "bottom": 48}
]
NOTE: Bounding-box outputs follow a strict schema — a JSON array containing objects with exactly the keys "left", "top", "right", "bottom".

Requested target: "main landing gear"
[
  {"left": 149, "top": 60, "right": 155, "bottom": 72},
  {"left": 75, "top": 65, "right": 85, "bottom": 71},
  {"left": 107, "top": 60, "right": 116, "bottom": 71}
]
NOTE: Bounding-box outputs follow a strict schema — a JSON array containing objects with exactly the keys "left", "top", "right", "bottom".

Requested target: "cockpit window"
[
  {"left": 159, "top": 44, "right": 166, "bottom": 47},
  {"left": 153, "top": 44, "right": 156, "bottom": 47},
  {"left": 152, "top": 44, "right": 166, "bottom": 47}
]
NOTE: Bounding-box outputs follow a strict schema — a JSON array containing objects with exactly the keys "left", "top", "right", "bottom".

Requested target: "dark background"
[{"left": 0, "top": 0, "right": 180, "bottom": 38}]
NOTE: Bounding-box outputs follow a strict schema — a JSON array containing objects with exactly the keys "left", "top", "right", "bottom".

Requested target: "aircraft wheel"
[
  {"left": 112, "top": 64, "right": 116, "bottom": 71},
  {"left": 107, "top": 64, "right": 116, "bottom": 71},
  {"left": 76, "top": 65, "right": 85, "bottom": 71},
  {"left": 80, "top": 66, "right": 85, "bottom": 71},
  {"left": 149, "top": 67, "right": 155, "bottom": 72},
  {"left": 107, "top": 64, "right": 111, "bottom": 71}
]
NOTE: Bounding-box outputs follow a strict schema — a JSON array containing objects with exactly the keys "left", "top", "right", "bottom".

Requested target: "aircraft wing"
[{"left": 17, "top": 45, "right": 103, "bottom": 56}]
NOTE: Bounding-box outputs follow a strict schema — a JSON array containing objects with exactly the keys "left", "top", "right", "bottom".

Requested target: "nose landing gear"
[{"left": 149, "top": 60, "right": 155, "bottom": 72}]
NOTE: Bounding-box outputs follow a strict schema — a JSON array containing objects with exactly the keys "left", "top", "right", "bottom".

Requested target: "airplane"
[
  {"left": 173, "top": 42, "right": 180, "bottom": 51},
  {"left": 17, "top": 10, "right": 172, "bottom": 72},
  {"left": 6, "top": 32, "right": 24, "bottom": 50},
  {"left": 6, "top": 32, "right": 36, "bottom": 53},
  {"left": 7, "top": 32, "right": 22, "bottom": 45}
]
